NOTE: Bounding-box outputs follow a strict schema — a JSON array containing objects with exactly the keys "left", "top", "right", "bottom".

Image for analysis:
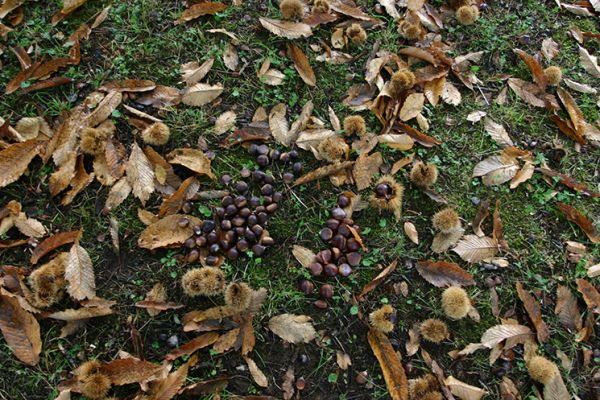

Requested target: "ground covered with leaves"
[{"left": 0, "top": 0, "right": 599, "bottom": 399}]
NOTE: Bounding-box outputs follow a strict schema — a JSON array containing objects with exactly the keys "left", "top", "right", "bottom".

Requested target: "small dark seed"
[
  {"left": 273, "top": 192, "right": 283, "bottom": 202},
  {"left": 320, "top": 284, "right": 334, "bottom": 298},
  {"left": 184, "top": 238, "right": 196, "bottom": 249},
  {"left": 309, "top": 262, "right": 323, "bottom": 276},
  {"left": 320, "top": 227, "right": 334, "bottom": 241},
  {"left": 248, "top": 143, "right": 259, "bottom": 155},
  {"left": 324, "top": 263, "right": 338, "bottom": 277},
  {"left": 331, "top": 207, "right": 346, "bottom": 220},
  {"left": 347, "top": 252, "right": 361, "bottom": 267},
  {"left": 252, "top": 244, "right": 266, "bottom": 256},
  {"left": 314, "top": 299, "right": 328, "bottom": 309},
  {"left": 257, "top": 155, "right": 269, "bottom": 167},
  {"left": 289, "top": 150, "right": 299, "bottom": 159},
  {"left": 337, "top": 195, "right": 350, "bottom": 207},
  {"left": 300, "top": 280, "right": 314, "bottom": 295},
  {"left": 270, "top": 149, "right": 281, "bottom": 160}
]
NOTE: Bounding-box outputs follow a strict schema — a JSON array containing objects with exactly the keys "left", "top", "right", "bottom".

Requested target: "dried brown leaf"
[
  {"left": 223, "top": 42, "right": 239, "bottom": 71},
  {"left": 138, "top": 214, "right": 202, "bottom": 250},
  {"left": 452, "top": 235, "right": 498, "bottom": 263},
  {"left": 158, "top": 177, "right": 199, "bottom": 218},
  {"left": 516, "top": 282, "right": 549, "bottom": 343},
  {"left": 287, "top": 43, "right": 316, "bottom": 87},
  {"left": 353, "top": 151, "right": 382, "bottom": 191},
  {"left": 167, "top": 148, "right": 215, "bottom": 179},
  {"left": 181, "top": 83, "right": 224, "bottom": 107},
  {"left": 268, "top": 314, "right": 317, "bottom": 344},
  {"left": 513, "top": 49, "right": 546, "bottom": 90},
  {"left": 0, "top": 292, "right": 41, "bottom": 365},
  {"left": 244, "top": 356, "right": 269, "bottom": 388},
  {"left": 269, "top": 103, "right": 291, "bottom": 146},
  {"left": 144, "top": 356, "right": 196, "bottom": 399},
  {"left": 576, "top": 278, "right": 600, "bottom": 314},
  {"left": 359, "top": 260, "right": 397, "bottom": 299},
  {"left": 557, "top": 87, "right": 586, "bottom": 135},
  {"left": 126, "top": 142, "right": 155, "bottom": 205},
  {"left": 444, "top": 376, "right": 487, "bottom": 400},
  {"left": 293, "top": 161, "right": 354, "bottom": 187},
  {"left": 165, "top": 332, "right": 220, "bottom": 361},
  {"left": 176, "top": 2, "right": 227, "bottom": 24},
  {"left": 30, "top": 230, "right": 81, "bottom": 264},
  {"left": 101, "top": 358, "right": 165, "bottom": 385},
  {"left": 400, "top": 93, "right": 424, "bottom": 121},
  {"left": 403, "top": 222, "right": 418, "bottom": 244},
  {"left": 555, "top": 285, "right": 582, "bottom": 331},
  {"left": 557, "top": 202, "right": 599, "bottom": 243},
  {"left": 214, "top": 111, "right": 237, "bottom": 135},
  {"left": 48, "top": 306, "right": 113, "bottom": 321},
  {"left": 259, "top": 18, "right": 312, "bottom": 39},
  {"left": 367, "top": 328, "right": 408, "bottom": 400},
  {"left": 578, "top": 45, "right": 600, "bottom": 78},
  {"left": 484, "top": 118, "right": 514, "bottom": 148},
  {"left": 480, "top": 324, "right": 532, "bottom": 348},
  {"left": 291, "top": 245, "right": 316, "bottom": 269},
  {"left": 65, "top": 243, "right": 95, "bottom": 300},
  {"left": 0, "top": 140, "right": 40, "bottom": 188},
  {"left": 104, "top": 177, "right": 132, "bottom": 211},
  {"left": 415, "top": 260, "right": 474, "bottom": 287}
]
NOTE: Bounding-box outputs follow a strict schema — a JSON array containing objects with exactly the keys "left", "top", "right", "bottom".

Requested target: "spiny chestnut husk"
[
  {"left": 409, "top": 374, "right": 439, "bottom": 398},
  {"left": 432, "top": 207, "right": 461, "bottom": 233},
  {"left": 369, "top": 304, "right": 396, "bottom": 333},
  {"left": 80, "top": 127, "right": 110, "bottom": 155},
  {"left": 544, "top": 66, "right": 562, "bottom": 86},
  {"left": 419, "top": 318, "right": 449, "bottom": 343},
  {"left": 398, "top": 19, "right": 421, "bottom": 40},
  {"left": 410, "top": 161, "right": 438, "bottom": 188},
  {"left": 389, "top": 69, "right": 415, "bottom": 98},
  {"left": 312, "top": 0, "right": 330, "bottom": 13},
  {"left": 224, "top": 282, "right": 252, "bottom": 312},
  {"left": 79, "top": 372, "right": 112, "bottom": 399},
  {"left": 27, "top": 252, "right": 67, "bottom": 308},
  {"left": 317, "top": 135, "right": 349, "bottom": 163},
  {"left": 441, "top": 286, "right": 470, "bottom": 320},
  {"left": 141, "top": 122, "right": 170, "bottom": 146},
  {"left": 280, "top": 0, "right": 304, "bottom": 20},
  {"left": 527, "top": 355, "right": 559, "bottom": 385},
  {"left": 456, "top": 5, "right": 479, "bottom": 25},
  {"left": 346, "top": 23, "right": 367, "bottom": 45},
  {"left": 181, "top": 267, "right": 225, "bottom": 297},
  {"left": 343, "top": 115, "right": 367, "bottom": 137},
  {"left": 370, "top": 175, "right": 404, "bottom": 221}
]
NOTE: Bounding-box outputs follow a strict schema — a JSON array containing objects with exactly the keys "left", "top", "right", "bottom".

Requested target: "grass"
[{"left": 1, "top": 0, "right": 599, "bottom": 399}]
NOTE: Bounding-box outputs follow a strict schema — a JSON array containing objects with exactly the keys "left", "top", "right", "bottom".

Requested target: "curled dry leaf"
[
  {"left": 400, "top": 93, "right": 424, "bottom": 121},
  {"left": 65, "top": 243, "right": 96, "bottom": 301},
  {"left": 0, "top": 292, "right": 42, "bottom": 366},
  {"left": 293, "top": 161, "right": 354, "bottom": 187},
  {"left": 259, "top": 18, "right": 312, "bottom": 39},
  {"left": 269, "top": 103, "right": 291, "bottom": 146},
  {"left": 577, "top": 45, "right": 600, "bottom": 78},
  {"left": 287, "top": 43, "right": 316, "bottom": 87},
  {"left": 244, "top": 356, "right": 269, "bottom": 388},
  {"left": 48, "top": 306, "right": 113, "bottom": 321},
  {"left": 31, "top": 230, "right": 82, "bottom": 265},
  {"left": 543, "top": 372, "right": 571, "bottom": 400},
  {"left": 144, "top": 355, "right": 196, "bottom": 399},
  {"left": 367, "top": 328, "right": 408, "bottom": 400},
  {"left": 258, "top": 59, "right": 286, "bottom": 86},
  {"left": 484, "top": 118, "right": 513, "bottom": 148},
  {"left": 576, "top": 278, "right": 600, "bottom": 314},
  {"left": 537, "top": 168, "right": 600, "bottom": 198},
  {"left": 403, "top": 222, "right": 418, "bottom": 244},
  {"left": 126, "top": 143, "right": 155, "bottom": 205},
  {"left": 441, "top": 81, "right": 461, "bottom": 106},
  {"left": 167, "top": 148, "right": 215, "bottom": 179},
  {"left": 292, "top": 245, "right": 316, "bottom": 269},
  {"left": 353, "top": 151, "right": 382, "bottom": 191},
  {"left": 0, "top": 140, "right": 40, "bottom": 188},
  {"left": 158, "top": 177, "right": 199, "bottom": 218},
  {"left": 555, "top": 285, "right": 582, "bottom": 332},
  {"left": 415, "top": 260, "right": 475, "bottom": 288},
  {"left": 181, "top": 83, "right": 224, "bottom": 107},
  {"left": 513, "top": 48, "right": 546, "bottom": 90},
  {"left": 100, "top": 79, "right": 156, "bottom": 93},
  {"left": 453, "top": 235, "right": 498, "bottom": 263},
  {"left": 359, "top": 260, "right": 397, "bottom": 299},
  {"left": 515, "top": 282, "right": 550, "bottom": 343},
  {"left": 557, "top": 87, "right": 586, "bottom": 135},
  {"left": 181, "top": 58, "right": 214, "bottom": 86},
  {"left": 101, "top": 358, "right": 165, "bottom": 385},
  {"left": 268, "top": 314, "right": 317, "bottom": 344},
  {"left": 480, "top": 324, "right": 532, "bottom": 348},
  {"left": 165, "top": 332, "right": 220, "bottom": 361},
  {"left": 223, "top": 42, "right": 239, "bottom": 71},
  {"left": 138, "top": 214, "right": 202, "bottom": 250},
  {"left": 444, "top": 376, "right": 487, "bottom": 400},
  {"left": 176, "top": 2, "right": 227, "bottom": 24},
  {"left": 104, "top": 177, "right": 132, "bottom": 211},
  {"left": 509, "top": 161, "right": 535, "bottom": 189},
  {"left": 214, "top": 111, "right": 237, "bottom": 135},
  {"left": 557, "top": 203, "right": 599, "bottom": 243}
]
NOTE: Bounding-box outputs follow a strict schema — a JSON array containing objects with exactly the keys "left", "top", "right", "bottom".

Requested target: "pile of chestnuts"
[
  {"left": 299, "top": 193, "right": 364, "bottom": 306},
  {"left": 179, "top": 143, "right": 304, "bottom": 266}
]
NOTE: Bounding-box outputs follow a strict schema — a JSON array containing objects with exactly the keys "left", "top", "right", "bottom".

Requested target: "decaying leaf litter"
[{"left": 0, "top": 0, "right": 599, "bottom": 399}]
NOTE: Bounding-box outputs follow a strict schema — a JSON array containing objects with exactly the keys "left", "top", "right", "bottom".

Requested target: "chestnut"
[
  {"left": 193, "top": 225, "right": 202, "bottom": 235},
  {"left": 337, "top": 194, "right": 350, "bottom": 207},
  {"left": 234, "top": 195, "right": 247, "bottom": 207},
  {"left": 244, "top": 228, "right": 257, "bottom": 242},
  {"left": 220, "top": 174, "right": 232, "bottom": 185},
  {"left": 261, "top": 236, "right": 275, "bottom": 246},
  {"left": 205, "top": 255, "right": 218, "bottom": 266},
  {"left": 184, "top": 238, "right": 196, "bottom": 249},
  {"left": 309, "top": 262, "right": 323, "bottom": 276},
  {"left": 227, "top": 248, "right": 239, "bottom": 260},
  {"left": 320, "top": 284, "right": 334, "bottom": 298},
  {"left": 257, "top": 212, "right": 268, "bottom": 224},
  {"left": 314, "top": 299, "right": 328, "bottom": 309},
  {"left": 375, "top": 183, "right": 392, "bottom": 198},
  {"left": 253, "top": 170, "right": 265, "bottom": 182},
  {"left": 280, "top": 152, "right": 290, "bottom": 163},
  {"left": 249, "top": 196, "right": 261, "bottom": 207},
  {"left": 221, "top": 220, "right": 232, "bottom": 230},
  {"left": 225, "top": 204, "right": 237, "bottom": 216},
  {"left": 326, "top": 219, "right": 340, "bottom": 231},
  {"left": 270, "top": 149, "right": 281, "bottom": 160},
  {"left": 251, "top": 224, "right": 264, "bottom": 237},
  {"left": 337, "top": 224, "right": 351, "bottom": 237},
  {"left": 331, "top": 207, "right": 346, "bottom": 220},
  {"left": 316, "top": 249, "right": 332, "bottom": 264},
  {"left": 222, "top": 195, "right": 234, "bottom": 207},
  {"left": 225, "top": 230, "right": 236, "bottom": 243},
  {"left": 187, "top": 249, "right": 199, "bottom": 263},
  {"left": 248, "top": 143, "right": 259, "bottom": 155},
  {"left": 261, "top": 184, "right": 274, "bottom": 196},
  {"left": 324, "top": 263, "right": 338, "bottom": 277},
  {"left": 209, "top": 243, "right": 220, "bottom": 254},
  {"left": 292, "top": 162, "right": 303, "bottom": 174},
  {"left": 320, "top": 227, "right": 333, "bottom": 241},
  {"left": 331, "top": 235, "right": 346, "bottom": 251},
  {"left": 239, "top": 207, "right": 251, "bottom": 218},
  {"left": 219, "top": 240, "right": 230, "bottom": 250},
  {"left": 215, "top": 207, "right": 225, "bottom": 218},
  {"left": 240, "top": 168, "right": 251, "bottom": 178},
  {"left": 331, "top": 247, "right": 341, "bottom": 260},
  {"left": 237, "top": 240, "right": 249, "bottom": 252},
  {"left": 182, "top": 202, "right": 193, "bottom": 214},
  {"left": 264, "top": 174, "right": 275, "bottom": 185},
  {"left": 195, "top": 236, "right": 207, "bottom": 247},
  {"left": 338, "top": 263, "right": 352, "bottom": 277},
  {"left": 235, "top": 181, "right": 248, "bottom": 193},
  {"left": 252, "top": 244, "right": 266, "bottom": 256},
  {"left": 257, "top": 155, "right": 269, "bottom": 167},
  {"left": 273, "top": 192, "right": 283, "bottom": 202},
  {"left": 207, "top": 232, "right": 218, "bottom": 244},
  {"left": 202, "top": 220, "right": 215, "bottom": 233},
  {"left": 247, "top": 214, "right": 258, "bottom": 226},
  {"left": 257, "top": 144, "right": 269, "bottom": 155},
  {"left": 300, "top": 280, "right": 314, "bottom": 295},
  {"left": 232, "top": 216, "right": 246, "bottom": 227},
  {"left": 346, "top": 238, "right": 360, "bottom": 252},
  {"left": 178, "top": 217, "right": 189, "bottom": 228},
  {"left": 289, "top": 149, "right": 298, "bottom": 159},
  {"left": 266, "top": 203, "right": 278, "bottom": 213},
  {"left": 347, "top": 252, "right": 361, "bottom": 267},
  {"left": 283, "top": 172, "right": 294, "bottom": 184}
]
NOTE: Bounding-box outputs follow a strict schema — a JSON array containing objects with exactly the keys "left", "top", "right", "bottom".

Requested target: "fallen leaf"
[
  {"left": 181, "top": 58, "right": 214, "bottom": 86},
  {"left": 514, "top": 48, "right": 546, "bottom": 90},
  {"left": 563, "top": 78, "right": 597, "bottom": 94},
  {"left": 557, "top": 203, "right": 599, "bottom": 243},
  {"left": 578, "top": 45, "right": 600, "bottom": 78},
  {"left": 330, "top": 1, "right": 380, "bottom": 22},
  {"left": 336, "top": 351, "right": 352, "bottom": 370},
  {"left": 31, "top": 231, "right": 81, "bottom": 264},
  {"left": 101, "top": 358, "right": 165, "bottom": 385},
  {"left": 0, "top": 292, "right": 41, "bottom": 365},
  {"left": 100, "top": 79, "right": 155, "bottom": 93},
  {"left": 406, "top": 324, "right": 420, "bottom": 356},
  {"left": 452, "top": 235, "right": 498, "bottom": 263},
  {"left": 268, "top": 314, "right": 317, "bottom": 344},
  {"left": 138, "top": 214, "right": 202, "bottom": 250},
  {"left": 269, "top": 103, "right": 291, "bottom": 146},
  {"left": 293, "top": 161, "right": 354, "bottom": 187},
  {"left": 353, "top": 151, "right": 383, "bottom": 191},
  {"left": 359, "top": 260, "right": 398, "bottom": 299},
  {"left": 86, "top": 90, "right": 122, "bottom": 128},
  {"left": 178, "top": 377, "right": 230, "bottom": 397},
  {"left": 65, "top": 243, "right": 96, "bottom": 300},
  {"left": 51, "top": 0, "right": 87, "bottom": 24},
  {"left": 214, "top": 111, "right": 237, "bottom": 135},
  {"left": 282, "top": 367, "right": 295, "bottom": 400},
  {"left": 14, "top": 212, "right": 46, "bottom": 238},
  {"left": 292, "top": 245, "right": 316, "bottom": 269},
  {"left": 480, "top": 324, "right": 532, "bottom": 348},
  {"left": 576, "top": 278, "right": 600, "bottom": 314},
  {"left": 377, "top": 134, "right": 414, "bottom": 151},
  {"left": 407, "top": 0, "right": 425, "bottom": 10},
  {"left": 499, "top": 376, "right": 521, "bottom": 400},
  {"left": 541, "top": 38, "right": 559, "bottom": 61},
  {"left": 557, "top": 87, "right": 586, "bottom": 135},
  {"left": 259, "top": 18, "right": 312, "bottom": 39},
  {"left": 165, "top": 332, "right": 220, "bottom": 361},
  {"left": 509, "top": 161, "right": 534, "bottom": 189},
  {"left": 223, "top": 42, "right": 239, "bottom": 71},
  {"left": 445, "top": 376, "right": 487, "bottom": 400},
  {"left": 257, "top": 59, "right": 285, "bottom": 86},
  {"left": 176, "top": 2, "right": 227, "bottom": 24},
  {"left": 415, "top": 260, "right": 475, "bottom": 287},
  {"left": 104, "top": 177, "right": 132, "bottom": 211},
  {"left": 379, "top": 0, "right": 399, "bottom": 17},
  {"left": 0, "top": 0, "right": 23, "bottom": 19},
  {"left": 158, "top": 177, "right": 199, "bottom": 218},
  {"left": 239, "top": 359, "right": 268, "bottom": 392},
  {"left": 0, "top": 140, "right": 40, "bottom": 188},
  {"left": 551, "top": 114, "right": 587, "bottom": 145},
  {"left": 484, "top": 118, "right": 514, "bottom": 148},
  {"left": 471, "top": 200, "right": 490, "bottom": 237},
  {"left": 287, "top": 43, "right": 316, "bottom": 87},
  {"left": 167, "top": 148, "right": 215, "bottom": 179},
  {"left": 507, "top": 78, "right": 545, "bottom": 108},
  {"left": 126, "top": 142, "right": 155, "bottom": 205},
  {"left": 181, "top": 83, "right": 224, "bottom": 106},
  {"left": 441, "top": 81, "right": 462, "bottom": 105},
  {"left": 393, "top": 122, "right": 441, "bottom": 147},
  {"left": 288, "top": 101, "right": 314, "bottom": 142},
  {"left": 555, "top": 285, "right": 582, "bottom": 332},
  {"left": 516, "top": 282, "right": 550, "bottom": 343},
  {"left": 400, "top": 93, "right": 424, "bottom": 121},
  {"left": 368, "top": 328, "right": 408, "bottom": 400},
  {"left": 404, "top": 222, "right": 418, "bottom": 244},
  {"left": 562, "top": 3, "right": 593, "bottom": 16},
  {"left": 144, "top": 356, "right": 196, "bottom": 399},
  {"left": 467, "top": 111, "right": 487, "bottom": 123}
]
